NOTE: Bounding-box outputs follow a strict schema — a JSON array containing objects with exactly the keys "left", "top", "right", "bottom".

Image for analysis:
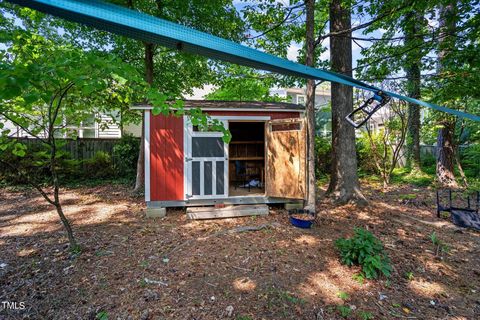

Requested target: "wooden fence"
[{"left": 12, "top": 137, "right": 138, "bottom": 160}]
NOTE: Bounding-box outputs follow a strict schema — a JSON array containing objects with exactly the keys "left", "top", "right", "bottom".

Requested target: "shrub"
[
  {"left": 112, "top": 134, "right": 139, "bottom": 178},
  {"left": 460, "top": 144, "right": 480, "bottom": 179},
  {"left": 315, "top": 136, "right": 331, "bottom": 177},
  {"left": 420, "top": 152, "right": 436, "bottom": 174},
  {"left": 335, "top": 228, "right": 392, "bottom": 279},
  {"left": 356, "top": 133, "right": 379, "bottom": 174},
  {"left": 0, "top": 141, "right": 82, "bottom": 184},
  {"left": 83, "top": 151, "right": 114, "bottom": 179}
]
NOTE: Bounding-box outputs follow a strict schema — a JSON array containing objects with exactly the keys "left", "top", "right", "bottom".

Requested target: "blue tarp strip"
[{"left": 7, "top": 0, "right": 480, "bottom": 122}]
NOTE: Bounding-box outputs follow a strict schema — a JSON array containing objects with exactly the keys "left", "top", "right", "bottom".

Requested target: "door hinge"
[
  {"left": 185, "top": 157, "right": 192, "bottom": 162},
  {"left": 186, "top": 194, "right": 192, "bottom": 199}
]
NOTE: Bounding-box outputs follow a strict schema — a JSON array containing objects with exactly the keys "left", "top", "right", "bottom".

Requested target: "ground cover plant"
[{"left": 335, "top": 227, "right": 392, "bottom": 279}]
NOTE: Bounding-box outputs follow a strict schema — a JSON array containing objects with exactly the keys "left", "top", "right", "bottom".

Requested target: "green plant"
[
  {"left": 236, "top": 316, "right": 253, "bottom": 320},
  {"left": 420, "top": 152, "right": 436, "bottom": 173},
  {"left": 398, "top": 194, "right": 416, "bottom": 200},
  {"left": 280, "top": 291, "right": 305, "bottom": 305},
  {"left": 337, "top": 305, "right": 352, "bottom": 318},
  {"left": 83, "top": 151, "right": 114, "bottom": 179},
  {"left": 405, "top": 271, "right": 414, "bottom": 281},
  {"left": 70, "top": 244, "right": 82, "bottom": 256},
  {"left": 358, "top": 310, "right": 374, "bottom": 320},
  {"left": 96, "top": 311, "right": 108, "bottom": 320},
  {"left": 460, "top": 144, "right": 480, "bottom": 178},
  {"left": 337, "top": 291, "right": 349, "bottom": 300},
  {"left": 356, "top": 134, "right": 378, "bottom": 174},
  {"left": 391, "top": 167, "right": 434, "bottom": 187},
  {"left": 315, "top": 136, "right": 332, "bottom": 177},
  {"left": 335, "top": 228, "right": 392, "bottom": 279},
  {"left": 352, "top": 273, "right": 365, "bottom": 284},
  {"left": 430, "top": 232, "right": 450, "bottom": 256},
  {"left": 112, "top": 134, "right": 140, "bottom": 178},
  {"left": 139, "top": 278, "right": 147, "bottom": 287}
]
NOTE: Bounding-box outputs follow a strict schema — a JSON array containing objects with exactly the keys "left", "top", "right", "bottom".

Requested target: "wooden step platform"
[{"left": 186, "top": 204, "right": 269, "bottom": 220}]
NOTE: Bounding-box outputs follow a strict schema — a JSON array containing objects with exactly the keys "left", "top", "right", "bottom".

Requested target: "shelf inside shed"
[{"left": 228, "top": 122, "right": 265, "bottom": 197}]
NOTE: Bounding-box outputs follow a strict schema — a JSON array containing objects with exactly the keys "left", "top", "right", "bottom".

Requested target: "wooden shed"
[{"left": 138, "top": 100, "right": 307, "bottom": 217}]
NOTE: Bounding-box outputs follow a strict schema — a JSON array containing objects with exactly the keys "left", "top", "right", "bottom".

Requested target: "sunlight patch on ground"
[
  {"left": 300, "top": 272, "right": 345, "bottom": 304},
  {"left": 17, "top": 247, "right": 38, "bottom": 257},
  {"left": 408, "top": 279, "right": 446, "bottom": 297},
  {"left": 298, "top": 261, "right": 364, "bottom": 304},
  {"left": 274, "top": 239, "right": 292, "bottom": 249},
  {"left": 423, "top": 260, "right": 458, "bottom": 279},
  {"left": 0, "top": 214, "right": 17, "bottom": 222},
  {"left": 293, "top": 234, "right": 320, "bottom": 246},
  {"left": 0, "top": 200, "right": 134, "bottom": 237},
  {"left": 355, "top": 210, "right": 374, "bottom": 221},
  {"left": 0, "top": 208, "right": 62, "bottom": 236},
  {"left": 233, "top": 277, "right": 257, "bottom": 292},
  {"left": 68, "top": 203, "right": 133, "bottom": 225}
]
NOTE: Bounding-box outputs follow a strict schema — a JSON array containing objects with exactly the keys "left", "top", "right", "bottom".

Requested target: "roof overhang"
[{"left": 131, "top": 100, "right": 305, "bottom": 113}]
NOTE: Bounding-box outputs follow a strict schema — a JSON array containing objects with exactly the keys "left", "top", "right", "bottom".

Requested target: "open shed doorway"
[{"left": 228, "top": 121, "right": 265, "bottom": 197}]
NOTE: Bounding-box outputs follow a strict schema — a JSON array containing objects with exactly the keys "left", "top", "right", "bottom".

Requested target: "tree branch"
[
  {"left": 315, "top": 1, "right": 413, "bottom": 45},
  {"left": 245, "top": 3, "right": 305, "bottom": 40}
]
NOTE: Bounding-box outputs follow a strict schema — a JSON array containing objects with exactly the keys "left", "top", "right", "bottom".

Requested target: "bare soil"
[{"left": 0, "top": 182, "right": 479, "bottom": 320}]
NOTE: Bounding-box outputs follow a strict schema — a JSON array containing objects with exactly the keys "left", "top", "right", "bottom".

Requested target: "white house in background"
[
  {"left": 270, "top": 84, "right": 331, "bottom": 107},
  {"left": 271, "top": 84, "right": 332, "bottom": 136},
  {"left": 2, "top": 112, "right": 138, "bottom": 139}
]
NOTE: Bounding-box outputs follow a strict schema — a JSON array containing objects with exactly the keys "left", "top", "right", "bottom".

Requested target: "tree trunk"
[
  {"left": 304, "top": 0, "right": 316, "bottom": 211},
  {"left": 403, "top": 12, "right": 424, "bottom": 172},
  {"left": 49, "top": 85, "right": 78, "bottom": 250},
  {"left": 436, "top": 122, "right": 457, "bottom": 188},
  {"left": 404, "top": 14, "right": 422, "bottom": 171},
  {"left": 326, "top": 0, "right": 366, "bottom": 205},
  {"left": 134, "top": 42, "right": 154, "bottom": 193},
  {"left": 51, "top": 152, "right": 77, "bottom": 249},
  {"left": 435, "top": 3, "right": 457, "bottom": 188}
]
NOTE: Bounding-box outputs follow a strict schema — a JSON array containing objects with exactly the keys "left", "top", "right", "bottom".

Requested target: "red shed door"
[
  {"left": 265, "top": 118, "right": 306, "bottom": 199},
  {"left": 185, "top": 121, "right": 229, "bottom": 199}
]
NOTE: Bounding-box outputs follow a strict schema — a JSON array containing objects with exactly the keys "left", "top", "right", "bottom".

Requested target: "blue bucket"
[{"left": 288, "top": 209, "right": 315, "bottom": 229}]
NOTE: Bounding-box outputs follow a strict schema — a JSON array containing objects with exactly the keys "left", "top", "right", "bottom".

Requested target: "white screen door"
[{"left": 185, "top": 120, "right": 229, "bottom": 199}]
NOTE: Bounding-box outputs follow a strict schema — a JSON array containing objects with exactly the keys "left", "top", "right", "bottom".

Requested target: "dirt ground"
[{"left": 0, "top": 182, "right": 479, "bottom": 320}]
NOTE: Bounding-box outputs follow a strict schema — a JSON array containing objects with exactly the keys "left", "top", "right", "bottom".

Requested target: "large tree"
[
  {"left": 304, "top": 0, "right": 317, "bottom": 210},
  {"left": 434, "top": 2, "right": 457, "bottom": 187},
  {"left": 403, "top": 12, "right": 424, "bottom": 171},
  {"left": 326, "top": 0, "right": 366, "bottom": 204}
]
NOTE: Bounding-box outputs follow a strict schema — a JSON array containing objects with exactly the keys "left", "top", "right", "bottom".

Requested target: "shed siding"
[
  {"left": 150, "top": 114, "right": 184, "bottom": 201},
  {"left": 149, "top": 110, "right": 301, "bottom": 202}
]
